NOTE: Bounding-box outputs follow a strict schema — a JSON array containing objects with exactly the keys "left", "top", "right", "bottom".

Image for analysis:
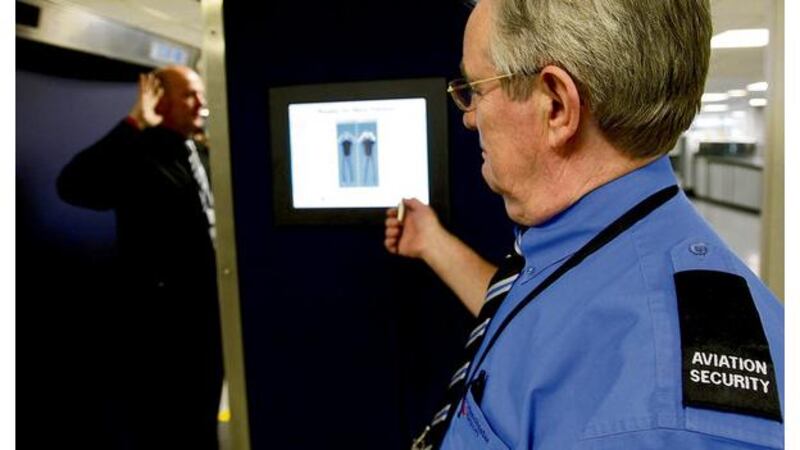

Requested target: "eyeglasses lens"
[
  {"left": 457, "top": 87, "right": 472, "bottom": 111},
  {"left": 449, "top": 80, "right": 473, "bottom": 111}
]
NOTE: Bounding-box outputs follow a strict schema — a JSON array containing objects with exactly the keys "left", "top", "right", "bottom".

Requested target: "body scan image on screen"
[
  {"left": 337, "top": 122, "right": 378, "bottom": 187},
  {"left": 288, "top": 98, "right": 429, "bottom": 209}
]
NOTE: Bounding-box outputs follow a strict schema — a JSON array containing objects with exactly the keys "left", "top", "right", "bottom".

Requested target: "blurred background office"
[{"left": 14, "top": 1, "right": 787, "bottom": 449}]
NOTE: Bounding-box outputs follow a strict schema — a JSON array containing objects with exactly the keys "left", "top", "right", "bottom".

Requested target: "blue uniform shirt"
[{"left": 441, "top": 156, "right": 784, "bottom": 449}]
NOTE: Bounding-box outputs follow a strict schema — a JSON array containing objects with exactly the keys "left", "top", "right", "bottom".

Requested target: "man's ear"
[
  {"left": 154, "top": 97, "right": 168, "bottom": 116},
  {"left": 538, "top": 65, "right": 581, "bottom": 149}
]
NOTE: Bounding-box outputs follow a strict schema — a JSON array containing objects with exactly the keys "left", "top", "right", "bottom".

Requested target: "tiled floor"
[{"left": 690, "top": 198, "right": 762, "bottom": 276}]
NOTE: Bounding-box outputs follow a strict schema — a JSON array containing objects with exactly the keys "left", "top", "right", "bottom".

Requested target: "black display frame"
[{"left": 269, "top": 77, "right": 449, "bottom": 226}]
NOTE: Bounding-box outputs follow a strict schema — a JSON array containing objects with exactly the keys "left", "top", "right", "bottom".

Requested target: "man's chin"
[
  {"left": 481, "top": 167, "right": 501, "bottom": 194},
  {"left": 503, "top": 201, "right": 529, "bottom": 225}
]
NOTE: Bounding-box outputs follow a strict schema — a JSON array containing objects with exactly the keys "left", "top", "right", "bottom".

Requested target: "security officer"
[{"left": 384, "top": 0, "right": 784, "bottom": 448}]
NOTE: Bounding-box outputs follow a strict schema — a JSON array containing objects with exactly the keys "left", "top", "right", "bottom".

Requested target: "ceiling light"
[
  {"left": 701, "top": 93, "right": 729, "bottom": 102},
  {"left": 702, "top": 104, "right": 729, "bottom": 113},
  {"left": 749, "top": 98, "right": 767, "bottom": 107},
  {"left": 694, "top": 116, "right": 724, "bottom": 128},
  {"left": 731, "top": 110, "right": 747, "bottom": 118},
  {"left": 727, "top": 89, "right": 748, "bottom": 97},
  {"left": 711, "top": 29, "right": 769, "bottom": 49},
  {"left": 747, "top": 81, "right": 768, "bottom": 92}
]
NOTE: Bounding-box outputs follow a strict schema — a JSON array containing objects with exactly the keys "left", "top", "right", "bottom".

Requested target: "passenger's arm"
[
  {"left": 56, "top": 73, "right": 163, "bottom": 210},
  {"left": 126, "top": 72, "right": 163, "bottom": 130},
  {"left": 385, "top": 198, "right": 497, "bottom": 317},
  {"left": 56, "top": 120, "right": 141, "bottom": 210}
]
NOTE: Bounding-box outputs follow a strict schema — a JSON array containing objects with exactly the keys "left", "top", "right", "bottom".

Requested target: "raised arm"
[
  {"left": 56, "top": 120, "right": 140, "bottom": 210},
  {"left": 385, "top": 198, "right": 497, "bottom": 317},
  {"left": 126, "top": 72, "right": 163, "bottom": 130},
  {"left": 56, "top": 73, "right": 163, "bottom": 210}
]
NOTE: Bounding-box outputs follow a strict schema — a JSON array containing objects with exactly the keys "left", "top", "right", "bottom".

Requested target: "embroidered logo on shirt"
[
  {"left": 675, "top": 270, "right": 782, "bottom": 422},
  {"left": 688, "top": 352, "right": 771, "bottom": 394}
]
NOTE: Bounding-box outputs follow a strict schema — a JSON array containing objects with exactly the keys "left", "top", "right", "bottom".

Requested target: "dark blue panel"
[
  {"left": 16, "top": 67, "right": 138, "bottom": 449},
  {"left": 224, "top": 1, "right": 512, "bottom": 448}
]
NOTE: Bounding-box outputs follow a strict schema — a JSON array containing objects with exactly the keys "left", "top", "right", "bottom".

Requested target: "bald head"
[{"left": 154, "top": 65, "right": 207, "bottom": 137}]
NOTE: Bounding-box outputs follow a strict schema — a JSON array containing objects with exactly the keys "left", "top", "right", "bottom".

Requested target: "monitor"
[{"left": 269, "top": 78, "right": 449, "bottom": 225}]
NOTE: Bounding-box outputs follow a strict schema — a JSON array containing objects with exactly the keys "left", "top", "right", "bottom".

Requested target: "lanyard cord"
[{"left": 463, "top": 185, "right": 679, "bottom": 390}]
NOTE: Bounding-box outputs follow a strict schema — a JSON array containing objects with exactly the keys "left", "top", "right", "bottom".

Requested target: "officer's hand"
[
  {"left": 384, "top": 198, "right": 443, "bottom": 259},
  {"left": 128, "top": 72, "right": 163, "bottom": 129}
]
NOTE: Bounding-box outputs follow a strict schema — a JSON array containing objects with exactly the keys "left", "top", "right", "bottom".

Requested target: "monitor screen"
[
  {"left": 288, "top": 98, "right": 429, "bottom": 208},
  {"left": 270, "top": 78, "right": 449, "bottom": 225}
]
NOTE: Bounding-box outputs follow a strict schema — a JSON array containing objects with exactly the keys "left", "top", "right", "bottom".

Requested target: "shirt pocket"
[{"left": 442, "top": 390, "right": 510, "bottom": 450}]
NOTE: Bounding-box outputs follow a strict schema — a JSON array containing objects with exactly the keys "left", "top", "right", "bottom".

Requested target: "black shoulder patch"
[{"left": 675, "top": 270, "right": 782, "bottom": 422}]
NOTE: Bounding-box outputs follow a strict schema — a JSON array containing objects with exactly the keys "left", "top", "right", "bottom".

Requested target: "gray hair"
[{"left": 488, "top": 0, "right": 712, "bottom": 158}]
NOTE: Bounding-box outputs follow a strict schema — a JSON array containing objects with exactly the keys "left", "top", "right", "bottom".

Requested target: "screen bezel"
[{"left": 269, "top": 78, "right": 449, "bottom": 225}]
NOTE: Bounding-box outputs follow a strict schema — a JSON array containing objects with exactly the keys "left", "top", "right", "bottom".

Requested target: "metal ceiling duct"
[{"left": 16, "top": 0, "right": 200, "bottom": 68}]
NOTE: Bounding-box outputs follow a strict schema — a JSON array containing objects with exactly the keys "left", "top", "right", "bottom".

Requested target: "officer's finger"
[
  {"left": 385, "top": 217, "right": 401, "bottom": 228},
  {"left": 384, "top": 237, "right": 397, "bottom": 253},
  {"left": 405, "top": 198, "right": 424, "bottom": 210}
]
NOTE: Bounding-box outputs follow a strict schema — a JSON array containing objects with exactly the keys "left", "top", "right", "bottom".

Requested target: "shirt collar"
[{"left": 516, "top": 155, "right": 678, "bottom": 275}]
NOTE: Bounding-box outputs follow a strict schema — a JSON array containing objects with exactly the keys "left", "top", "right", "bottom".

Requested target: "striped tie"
[
  {"left": 413, "top": 235, "right": 526, "bottom": 450},
  {"left": 185, "top": 140, "right": 216, "bottom": 242}
]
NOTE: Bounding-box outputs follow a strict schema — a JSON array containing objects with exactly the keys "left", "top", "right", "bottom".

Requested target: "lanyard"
[{"left": 464, "top": 185, "right": 680, "bottom": 390}]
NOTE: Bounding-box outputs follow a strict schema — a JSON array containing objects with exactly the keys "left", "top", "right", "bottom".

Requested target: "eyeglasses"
[{"left": 447, "top": 73, "right": 516, "bottom": 112}]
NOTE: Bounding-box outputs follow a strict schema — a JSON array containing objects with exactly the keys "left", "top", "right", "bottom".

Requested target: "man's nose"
[{"left": 462, "top": 110, "right": 477, "bottom": 130}]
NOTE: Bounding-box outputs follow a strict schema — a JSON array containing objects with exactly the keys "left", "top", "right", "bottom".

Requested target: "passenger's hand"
[
  {"left": 128, "top": 72, "right": 163, "bottom": 129},
  {"left": 384, "top": 198, "right": 443, "bottom": 260}
]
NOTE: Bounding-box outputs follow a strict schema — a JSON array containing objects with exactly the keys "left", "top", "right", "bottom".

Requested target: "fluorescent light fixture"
[
  {"left": 711, "top": 29, "right": 769, "bottom": 49},
  {"left": 747, "top": 81, "right": 768, "bottom": 92},
  {"left": 702, "top": 104, "right": 729, "bottom": 113},
  {"left": 727, "top": 89, "right": 748, "bottom": 97},
  {"left": 694, "top": 116, "right": 724, "bottom": 128},
  {"left": 701, "top": 93, "right": 729, "bottom": 102},
  {"left": 749, "top": 98, "right": 767, "bottom": 107},
  {"left": 731, "top": 110, "right": 747, "bottom": 118}
]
